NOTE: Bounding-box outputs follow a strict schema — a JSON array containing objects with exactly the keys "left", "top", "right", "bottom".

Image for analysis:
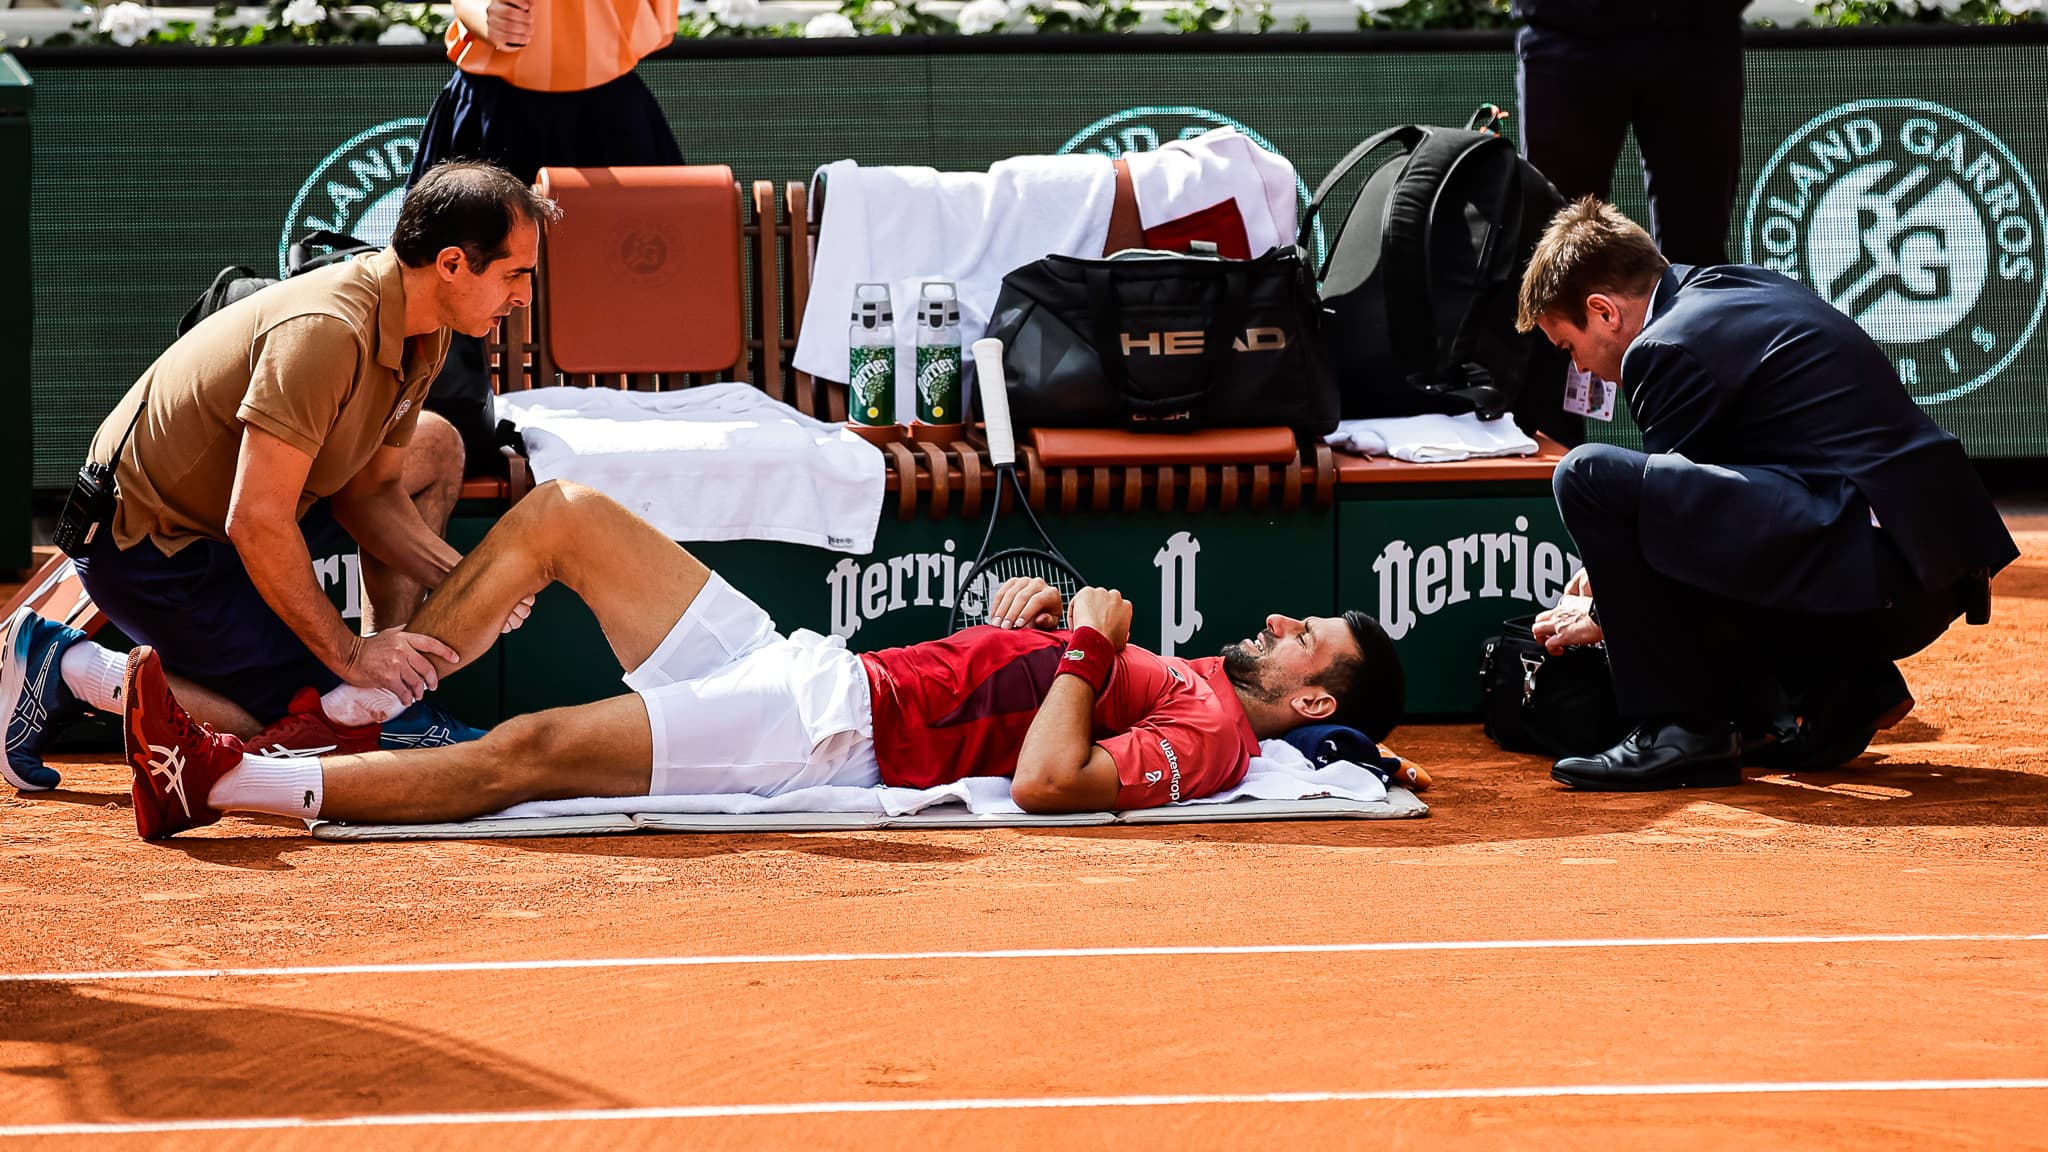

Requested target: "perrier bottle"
[
  {"left": 914, "top": 281, "right": 962, "bottom": 426},
  {"left": 848, "top": 282, "right": 895, "bottom": 427}
]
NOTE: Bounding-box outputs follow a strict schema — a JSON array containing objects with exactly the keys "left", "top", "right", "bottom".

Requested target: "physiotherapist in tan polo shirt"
[{"left": 0, "top": 162, "right": 560, "bottom": 792}]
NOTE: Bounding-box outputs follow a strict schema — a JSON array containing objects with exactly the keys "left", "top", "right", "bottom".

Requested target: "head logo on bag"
[
  {"left": 280, "top": 117, "right": 424, "bottom": 277},
  {"left": 1744, "top": 99, "right": 2047, "bottom": 405},
  {"left": 1056, "top": 105, "right": 1326, "bottom": 268}
]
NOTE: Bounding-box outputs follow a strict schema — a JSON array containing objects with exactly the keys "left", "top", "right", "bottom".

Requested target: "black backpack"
[
  {"left": 177, "top": 230, "right": 377, "bottom": 336},
  {"left": 1303, "top": 106, "right": 1567, "bottom": 422}
]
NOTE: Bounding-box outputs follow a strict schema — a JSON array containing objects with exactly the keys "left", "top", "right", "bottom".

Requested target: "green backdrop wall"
[{"left": 17, "top": 30, "right": 2048, "bottom": 491}]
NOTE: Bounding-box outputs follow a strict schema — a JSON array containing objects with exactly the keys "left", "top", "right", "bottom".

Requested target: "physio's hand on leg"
[
  {"left": 348, "top": 629, "right": 462, "bottom": 705},
  {"left": 501, "top": 593, "right": 535, "bottom": 635}
]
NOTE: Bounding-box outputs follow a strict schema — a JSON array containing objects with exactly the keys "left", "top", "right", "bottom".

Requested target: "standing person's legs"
[
  {"left": 1516, "top": 26, "right": 1632, "bottom": 205},
  {"left": 358, "top": 410, "right": 466, "bottom": 633},
  {"left": 1629, "top": 35, "right": 1744, "bottom": 266}
]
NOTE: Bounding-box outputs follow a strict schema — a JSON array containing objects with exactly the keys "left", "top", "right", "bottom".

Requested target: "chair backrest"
[{"left": 532, "top": 165, "right": 747, "bottom": 384}]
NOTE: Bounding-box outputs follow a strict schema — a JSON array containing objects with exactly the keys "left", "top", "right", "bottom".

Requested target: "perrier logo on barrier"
[
  {"left": 1745, "top": 98, "right": 2048, "bottom": 405},
  {"left": 281, "top": 117, "right": 424, "bottom": 277}
]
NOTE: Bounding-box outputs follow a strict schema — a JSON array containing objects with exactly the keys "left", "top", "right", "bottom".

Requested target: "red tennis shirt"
[{"left": 859, "top": 626, "right": 1260, "bottom": 809}]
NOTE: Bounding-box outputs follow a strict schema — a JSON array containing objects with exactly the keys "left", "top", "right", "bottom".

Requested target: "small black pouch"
[
  {"left": 53, "top": 461, "right": 118, "bottom": 559},
  {"left": 1479, "top": 615, "right": 1628, "bottom": 758}
]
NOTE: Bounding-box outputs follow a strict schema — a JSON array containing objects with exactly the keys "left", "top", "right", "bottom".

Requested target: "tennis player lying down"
[{"left": 123, "top": 480, "right": 1405, "bottom": 839}]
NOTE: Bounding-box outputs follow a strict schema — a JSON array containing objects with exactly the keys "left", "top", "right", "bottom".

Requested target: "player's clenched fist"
[
  {"left": 988, "top": 576, "right": 1063, "bottom": 630},
  {"left": 1069, "top": 587, "right": 1131, "bottom": 650}
]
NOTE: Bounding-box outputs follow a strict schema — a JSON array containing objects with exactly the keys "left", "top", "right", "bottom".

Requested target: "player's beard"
[{"left": 1221, "top": 635, "right": 1286, "bottom": 704}]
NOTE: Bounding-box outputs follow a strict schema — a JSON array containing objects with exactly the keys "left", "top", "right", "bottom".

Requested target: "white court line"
[
  {"left": 4, "top": 1079, "right": 2047, "bottom": 1138},
  {"left": 3, "top": 932, "right": 2044, "bottom": 984}
]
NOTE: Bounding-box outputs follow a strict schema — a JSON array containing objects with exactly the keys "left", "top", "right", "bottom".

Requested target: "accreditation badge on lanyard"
[{"left": 1562, "top": 364, "right": 1616, "bottom": 422}]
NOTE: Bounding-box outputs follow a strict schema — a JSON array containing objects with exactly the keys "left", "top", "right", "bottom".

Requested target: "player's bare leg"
[
  {"left": 314, "top": 693, "right": 654, "bottom": 824},
  {"left": 409, "top": 479, "right": 712, "bottom": 677}
]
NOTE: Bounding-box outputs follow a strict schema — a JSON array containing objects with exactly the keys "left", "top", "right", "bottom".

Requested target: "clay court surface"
[{"left": 1, "top": 515, "right": 2044, "bottom": 1150}]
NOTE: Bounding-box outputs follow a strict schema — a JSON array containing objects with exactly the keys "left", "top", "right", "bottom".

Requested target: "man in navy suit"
[{"left": 1514, "top": 198, "right": 2017, "bottom": 791}]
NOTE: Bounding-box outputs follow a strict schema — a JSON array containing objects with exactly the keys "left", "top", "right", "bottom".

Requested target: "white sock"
[
  {"left": 207, "top": 754, "right": 325, "bottom": 819},
  {"left": 58, "top": 641, "right": 127, "bottom": 714},
  {"left": 320, "top": 684, "right": 405, "bottom": 727}
]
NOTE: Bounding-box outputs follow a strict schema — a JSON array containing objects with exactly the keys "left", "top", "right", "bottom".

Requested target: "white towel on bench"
[
  {"left": 1326, "top": 413, "right": 1539, "bottom": 463},
  {"left": 498, "top": 384, "right": 886, "bottom": 554}
]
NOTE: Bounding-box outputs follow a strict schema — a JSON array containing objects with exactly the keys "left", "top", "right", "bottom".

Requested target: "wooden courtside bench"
[{"left": 461, "top": 167, "right": 1341, "bottom": 519}]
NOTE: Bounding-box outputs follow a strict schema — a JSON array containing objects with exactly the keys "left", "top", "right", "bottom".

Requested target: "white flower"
[
  {"left": 377, "top": 22, "right": 428, "bottom": 43},
  {"left": 281, "top": 0, "right": 328, "bottom": 28},
  {"left": 1349, "top": 0, "right": 1408, "bottom": 12},
  {"left": 805, "top": 11, "right": 858, "bottom": 35},
  {"left": 2001, "top": 0, "right": 2042, "bottom": 15},
  {"left": 96, "top": 2, "right": 161, "bottom": 46},
  {"left": 706, "top": 0, "right": 758, "bottom": 24},
  {"left": 956, "top": 0, "right": 1008, "bottom": 34}
]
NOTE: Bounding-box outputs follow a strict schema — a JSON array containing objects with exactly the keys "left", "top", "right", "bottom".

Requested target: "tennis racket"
[{"left": 949, "top": 338, "right": 1089, "bottom": 633}]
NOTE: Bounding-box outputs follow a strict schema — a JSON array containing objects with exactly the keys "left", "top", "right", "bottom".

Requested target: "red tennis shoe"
[
  {"left": 248, "top": 687, "right": 378, "bottom": 758},
  {"left": 124, "top": 646, "right": 245, "bottom": 840}
]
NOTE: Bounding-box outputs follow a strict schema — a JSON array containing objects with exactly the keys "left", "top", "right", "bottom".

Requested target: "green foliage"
[
  {"left": 1354, "top": 0, "right": 1515, "bottom": 32},
  {"left": 47, "top": 0, "right": 450, "bottom": 47},
  {"left": 31, "top": 0, "right": 2048, "bottom": 48},
  {"left": 1022, "top": 0, "right": 1143, "bottom": 34},
  {"left": 1813, "top": 0, "right": 2044, "bottom": 25}
]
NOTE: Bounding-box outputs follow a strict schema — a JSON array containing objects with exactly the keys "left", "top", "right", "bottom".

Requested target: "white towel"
[
  {"left": 791, "top": 155, "right": 1118, "bottom": 421},
  {"left": 497, "top": 385, "right": 885, "bottom": 554},
  {"left": 1326, "top": 413, "right": 1540, "bottom": 463},
  {"left": 1122, "top": 127, "right": 1299, "bottom": 257},
  {"left": 490, "top": 738, "right": 1389, "bottom": 820}
]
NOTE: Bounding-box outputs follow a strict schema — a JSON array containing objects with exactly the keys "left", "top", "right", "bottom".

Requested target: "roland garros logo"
[
  {"left": 1056, "top": 105, "right": 1327, "bottom": 269},
  {"left": 280, "top": 117, "right": 424, "bottom": 277},
  {"left": 1744, "top": 99, "right": 2047, "bottom": 405}
]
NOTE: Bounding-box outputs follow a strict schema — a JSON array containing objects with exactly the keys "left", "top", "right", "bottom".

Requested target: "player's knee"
[{"left": 474, "top": 713, "right": 564, "bottom": 797}]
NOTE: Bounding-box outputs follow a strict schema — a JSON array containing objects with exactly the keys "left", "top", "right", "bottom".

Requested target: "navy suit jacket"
[{"left": 1621, "top": 264, "right": 2018, "bottom": 613}]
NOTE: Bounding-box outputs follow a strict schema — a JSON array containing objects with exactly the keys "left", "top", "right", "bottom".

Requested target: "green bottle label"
[
  {"left": 849, "top": 347, "right": 895, "bottom": 426},
  {"left": 915, "top": 345, "right": 960, "bottom": 424}
]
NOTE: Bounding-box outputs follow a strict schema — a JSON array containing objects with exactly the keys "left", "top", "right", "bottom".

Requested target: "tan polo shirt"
[{"left": 91, "top": 249, "right": 451, "bottom": 555}]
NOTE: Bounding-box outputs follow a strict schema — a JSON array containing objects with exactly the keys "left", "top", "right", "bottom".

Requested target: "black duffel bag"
[
  {"left": 980, "top": 246, "right": 1340, "bottom": 435},
  {"left": 177, "top": 230, "right": 378, "bottom": 336},
  {"left": 1479, "top": 615, "right": 1627, "bottom": 759}
]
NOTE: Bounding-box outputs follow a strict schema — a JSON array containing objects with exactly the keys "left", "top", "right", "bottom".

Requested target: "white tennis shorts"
[{"left": 622, "top": 573, "right": 879, "bottom": 797}]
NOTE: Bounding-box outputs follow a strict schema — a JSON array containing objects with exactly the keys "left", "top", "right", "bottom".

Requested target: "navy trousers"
[{"left": 1553, "top": 444, "right": 1964, "bottom": 721}]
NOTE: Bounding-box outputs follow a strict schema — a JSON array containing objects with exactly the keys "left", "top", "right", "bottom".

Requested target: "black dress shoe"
[
  {"left": 1748, "top": 662, "right": 1914, "bottom": 772},
  {"left": 1552, "top": 721, "right": 1742, "bottom": 791}
]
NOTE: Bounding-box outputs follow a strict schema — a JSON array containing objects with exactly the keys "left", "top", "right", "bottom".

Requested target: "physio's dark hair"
[
  {"left": 1312, "top": 610, "right": 1407, "bottom": 743},
  {"left": 391, "top": 160, "right": 560, "bottom": 272}
]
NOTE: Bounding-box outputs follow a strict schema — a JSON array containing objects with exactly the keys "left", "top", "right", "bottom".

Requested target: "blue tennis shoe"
[
  {"left": 2, "top": 607, "right": 87, "bottom": 791},
  {"left": 379, "top": 699, "right": 488, "bottom": 750}
]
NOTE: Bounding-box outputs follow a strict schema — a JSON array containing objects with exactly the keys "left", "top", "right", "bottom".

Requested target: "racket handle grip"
[{"left": 972, "top": 337, "right": 1015, "bottom": 468}]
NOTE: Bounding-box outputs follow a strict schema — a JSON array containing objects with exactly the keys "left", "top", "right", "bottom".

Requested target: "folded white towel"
[
  {"left": 490, "top": 738, "right": 1389, "bottom": 820},
  {"left": 1122, "top": 127, "right": 1299, "bottom": 257},
  {"left": 792, "top": 155, "right": 1118, "bottom": 421},
  {"left": 498, "top": 384, "right": 886, "bottom": 554},
  {"left": 1326, "top": 413, "right": 1539, "bottom": 463}
]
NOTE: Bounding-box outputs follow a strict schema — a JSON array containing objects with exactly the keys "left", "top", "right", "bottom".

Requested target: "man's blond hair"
[{"left": 1516, "top": 197, "right": 1669, "bottom": 332}]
